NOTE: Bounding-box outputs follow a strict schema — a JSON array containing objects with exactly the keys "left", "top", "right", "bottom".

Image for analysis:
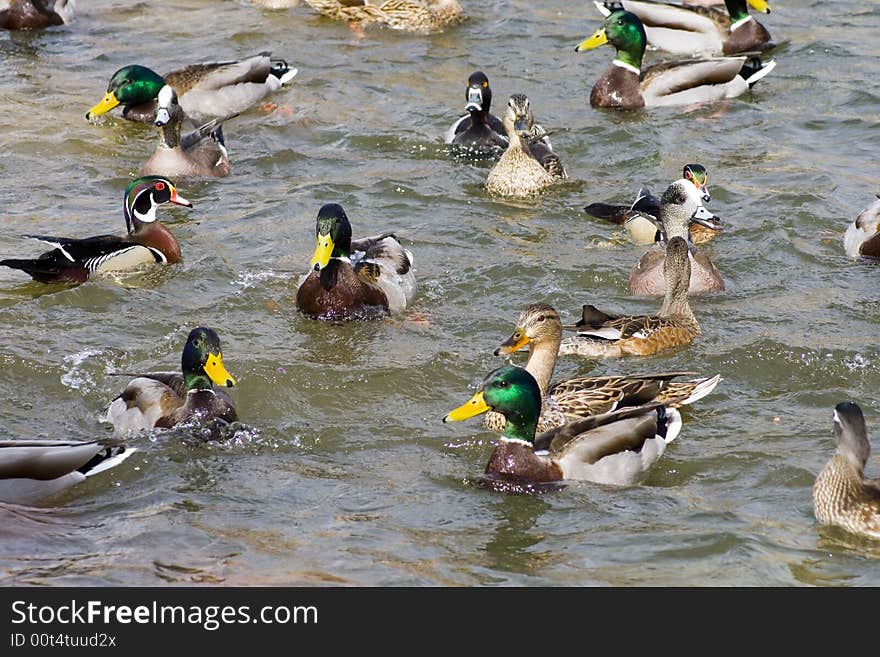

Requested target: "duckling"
[
  {"left": 296, "top": 203, "right": 416, "bottom": 320},
  {"left": 485, "top": 94, "right": 567, "bottom": 197},
  {"left": 575, "top": 9, "right": 776, "bottom": 109},
  {"left": 0, "top": 438, "right": 136, "bottom": 505},
  {"left": 0, "top": 0, "right": 73, "bottom": 30},
  {"left": 559, "top": 236, "right": 700, "bottom": 357},
  {"left": 138, "top": 85, "right": 234, "bottom": 179},
  {"left": 85, "top": 53, "right": 297, "bottom": 125},
  {"left": 104, "top": 327, "right": 237, "bottom": 436},
  {"left": 629, "top": 178, "right": 724, "bottom": 296},
  {"left": 0, "top": 176, "right": 190, "bottom": 285},
  {"left": 302, "top": 0, "right": 466, "bottom": 34},
  {"left": 444, "top": 71, "right": 508, "bottom": 150},
  {"left": 444, "top": 365, "right": 682, "bottom": 486},
  {"left": 485, "top": 302, "right": 721, "bottom": 434},
  {"left": 843, "top": 196, "right": 880, "bottom": 259},
  {"left": 593, "top": 0, "right": 773, "bottom": 57},
  {"left": 813, "top": 402, "right": 880, "bottom": 540}
]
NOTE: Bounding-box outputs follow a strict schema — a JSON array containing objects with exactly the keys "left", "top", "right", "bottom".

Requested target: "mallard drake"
[
  {"left": 0, "top": 0, "right": 73, "bottom": 30},
  {"left": 302, "top": 0, "right": 466, "bottom": 34},
  {"left": 559, "top": 236, "right": 700, "bottom": 357},
  {"left": 444, "top": 71, "right": 508, "bottom": 151},
  {"left": 0, "top": 176, "right": 190, "bottom": 285},
  {"left": 843, "top": 196, "right": 880, "bottom": 259},
  {"left": 85, "top": 53, "right": 297, "bottom": 125},
  {"left": 444, "top": 365, "right": 682, "bottom": 486},
  {"left": 296, "top": 203, "right": 416, "bottom": 320},
  {"left": 104, "top": 327, "right": 237, "bottom": 436},
  {"left": 138, "top": 85, "right": 234, "bottom": 179},
  {"left": 575, "top": 9, "right": 776, "bottom": 109},
  {"left": 630, "top": 178, "right": 724, "bottom": 296},
  {"left": 0, "top": 438, "right": 136, "bottom": 505},
  {"left": 593, "top": 0, "right": 773, "bottom": 57},
  {"left": 485, "top": 94, "right": 567, "bottom": 197},
  {"left": 813, "top": 402, "right": 880, "bottom": 540},
  {"left": 485, "top": 302, "right": 721, "bottom": 433},
  {"left": 585, "top": 164, "right": 718, "bottom": 245}
]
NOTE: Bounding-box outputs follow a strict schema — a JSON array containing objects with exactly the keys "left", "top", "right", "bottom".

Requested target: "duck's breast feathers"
[
  {"left": 296, "top": 260, "right": 391, "bottom": 320},
  {"left": 591, "top": 64, "right": 645, "bottom": 109},
  {"left": 723, "top": 16, "right": 772, "bottom": 55}
]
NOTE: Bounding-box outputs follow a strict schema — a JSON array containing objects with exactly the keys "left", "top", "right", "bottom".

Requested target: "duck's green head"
[
  {"left": 444, "top": 366, "right": 541, "bottom": 443},
  {"left": 86, "top": 65, "right": 166, "bottom": 119},
  {"left": 123, "top": 176, "right": 192, "bottom": 233},
  {"left": 310, "top": 203, "right": 353, "bottom": 271},
  {"left": 181, "top": 327, "right": 237, "bottom": 391},
  {"left": 683, "top": 164, "right": 710, "bottom": 203},
  {"left": 575, "top": 10, "right": 646, "bottom": 70}
]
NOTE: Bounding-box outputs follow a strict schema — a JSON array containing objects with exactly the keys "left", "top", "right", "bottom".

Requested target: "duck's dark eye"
[
  {"left": 497, "top": 380, "right": 509, "bottom": 388},
  {"left": 536, "top": 315, "right": 546, "bottom": 322}
]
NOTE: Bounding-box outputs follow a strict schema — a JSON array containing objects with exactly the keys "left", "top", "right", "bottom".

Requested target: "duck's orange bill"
[
  {"left": 496, "top": 330, "right": 530, "bottom": 356},
  {"left": 310, "top": 234, "right": 334, "bottom": 270},
  {"left": 444, "top": 391, "right": 490, "bottom": 423},
  {"left": 204, "top": 353, "right": 236, "bottom": 388}
]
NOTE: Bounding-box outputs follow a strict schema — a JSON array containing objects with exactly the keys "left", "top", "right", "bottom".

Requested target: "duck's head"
[
  {"left": 154, "top": 84, "right": 183, "bottom": 127},
  {"left": 310, "top": 203, "right": 353, "bottom": 271},
  {"left": 656, "top": 179, "right": 721, "bottom": 240},
  {"left": 181, "top": 327, "right": 237, "bottom": 391},
  {"left": 502, "top": 94, "right": 535, "bottom": 140},
  {"left": 833, "top": 402, "right": 870, "bottom": 473},
  {"left": 683, "top": 164, "right": 711, "bottom": 203},
  {"left": 123, "top": 176, "right": 192, "bottom": 234},
  {"left": 444, "top": 365, "right": 541, "bottom": 443},
  {"left": 86, "top": 65, "right": 166, "bottom": 120},
  {"left": 495, "top": 304, "right": 562, "bottom": 356},
  {"left": 464, "top": 71, "right": 493, "bottom": 114},
  {"left": 575, "top": 10, "right": 646, "bottom": 70}
]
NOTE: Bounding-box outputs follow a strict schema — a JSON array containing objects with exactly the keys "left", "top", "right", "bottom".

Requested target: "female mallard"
[
  {"left": 444, "top": 365, "right": 682, "bottom": 486},
  {"left": 0, "top": 176, "right": 190, "bottom": 284},
  {"left": 843, "top": 196, "right": 880, "bottom": 259},
  {"left": 813, "top": 402, "right": 880, "bottom": 540},
  {"left": 296, "top": 203, "right": 416, "bottom": 320},
  {"left": 485, "top": 302, "right": 721, "bottom": 433},
  {"left": 485, "top": 94, "right": 567, "bottom": 197},
  {"left": 444, "top": 71, "right": 507, "bottom": 151},
  {"left": 85, "top": 53, "right": 297, "bottom": 125},
  {"left": 104, "top": 327, "right": 238, "bottom": 436},
  {"left": 575, "top": 9, "right": 776, "bottom": 109},
  {"left": 584, "top": 164, "right": 719, "bottom": 245},
  {"left": 139, "top": 85, "right": 234, "bottom": 179},
  {"left": 302, "top": 0, "right": 465, "bottom": 34},
  {"left": 630, "top": 178, "right": 724, "bottom": 296},
  {"left": 559, "top": 236, "right": 700, "bottom": 357},
  {"left": 0, "top": 438, "right": 136, "bottom": 505},
  {"left": 593, "top": 0, "right": 773, "bottom": 57},
  {"left": 0, "top": 0, "right": 73, "bottom": 30}
]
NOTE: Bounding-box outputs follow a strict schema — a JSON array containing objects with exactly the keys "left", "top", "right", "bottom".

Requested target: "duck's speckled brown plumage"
[{"left": 303, "top": 0, "right": 465, "bottom": 33}]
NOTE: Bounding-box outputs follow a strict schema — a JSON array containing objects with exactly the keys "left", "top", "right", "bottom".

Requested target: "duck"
[
  {"left": 843, "top": 196, "right": 880, "bottom": 259},
  {"left": 813, "top": 402, "right": 880, "bottom": 540},
  {"left": 592, "top": 0, "right": 773, "bottom": 57},
  {"left": 302, "top": 0, "right": 466, "bottom": 34},
  {"left": 85, "top": 53, "right": 297, "bottom": 125},
  {"left": 296, "top": 203, "right": 417, "bottom": 320},
  {"left": 0, "top": 438, "right": 136, "bottom": 506},
  {"left": 104, "top": 327, "right": 238, "bottom": 436},
  {"left": 559, "top": 236, "right": 700, "bottom": 358},
  {"left": 485, "top": 94, "right": 567, "bottom": 197},
  {"left": 444, "top": 71, "right": 508, "bottom": 151},
  {"left": 585, "top": 164, "right": 719, "bottom": 245},
  {"left": 575, "top": 9, "right": 776, "bottom": 109},
  {"left": 0, "top": 176, "right": 190, "bottom": 285},
  {"left": 139, "top": 85, "right": 234, "bottom": 179},
  {"left": 444, "top": 365, "right": 682, "bottom": 486},
  {"left": 629, "top": 178, "right": 724, "bottom": 296},
  {"left": 485, "top": 302, "right": 721, "bottom": 434},
  {"left": 0, "top": 0, "right": 73, "bottom": 30}
]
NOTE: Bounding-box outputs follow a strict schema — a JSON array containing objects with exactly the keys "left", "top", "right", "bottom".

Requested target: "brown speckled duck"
[
  {"left": 302, "top": 0, "right": 466, "bottom": 33},
  {"left": 813, "top": 402, "right": 880, "bottom": 540},
  {"left": 0, "top": 0, "right": 73, "bottom": 30}
]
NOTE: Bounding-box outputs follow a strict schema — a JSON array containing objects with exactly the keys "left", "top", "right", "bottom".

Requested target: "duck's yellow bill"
[
  {"left": 310, "top": 234, "right": 334, "bottom": 270},
  {"left": 443, "top": 391, "right": 490, "bottom": 423},
  {"left": 204, "top": 353, "right": 236, "bottom": 388},
  {"left": 86, "top": 91, "right": 121, "bottom": 119},
  {"left": 496, "top": 330, "right": 530, "bottom": 356},
  {"left": 747, "top": 0, "right": 770, "bottom": 14},
  {"left": 575, "top": 28, "right": 608, "bottom": 52}
]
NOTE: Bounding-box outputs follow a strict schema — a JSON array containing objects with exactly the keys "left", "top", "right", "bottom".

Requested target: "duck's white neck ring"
[
  {"left": 500, "top": 436, "right": 532, "bottom": 447},
  {"left": 730, "top": 15, "right": 753, "bottom": 31},
  {"left": 612, "top": 59, "right": 640, "bottom": 76}
]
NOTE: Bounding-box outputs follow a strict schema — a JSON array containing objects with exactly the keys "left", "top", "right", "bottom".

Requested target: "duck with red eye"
[
  {"left": 445, "top": 71, "right": 508, "bottom": 151},
  {"left": 0, "top": 176, "right": 191, "bottom": 285}
]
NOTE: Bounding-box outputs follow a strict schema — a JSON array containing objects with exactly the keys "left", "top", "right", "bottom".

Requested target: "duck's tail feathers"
[
  {"left": 741, "top": 58, "right": 776, "bottom": 87},
  {"left": 658, "top": 407, "right": 682, "bottom": 445},
  {"left": 80, "top": 444, "right": 138, "bottom": 479},
  {"left": 678, "top": 374, "right": 722, "bottom": 406}
]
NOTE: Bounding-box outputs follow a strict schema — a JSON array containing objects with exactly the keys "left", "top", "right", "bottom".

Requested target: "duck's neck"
[
  {"left": 184, "top": 372, "right": 214, "bottom": 392},
  {"left": 614, "top": 42, "right": 644, "bottom": 72},
  {"left": 159, "top": 119, "right": 181, "bottom": 150},
  {"left": 724, "top": 0, "right": 751, "bottom": 24},
  {"left": 524, "top": 339, "right": 560, "bottom": 397},
  {"left": 659, "top": 282, "right": 697, "bottom": 327}
]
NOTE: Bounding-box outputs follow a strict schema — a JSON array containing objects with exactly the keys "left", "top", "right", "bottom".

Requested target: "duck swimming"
[
  {"left": 302, "top": 0, "right": 466, "bottom": 34},
  {"left": 0, "top": 0, "right": 73, "bottom": 30},
  {"left": 445, "top": 71, "right": 507, "bottom": 151},
  {"left": 843, "top": 196, "right": 880, "bottom": 259}
]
